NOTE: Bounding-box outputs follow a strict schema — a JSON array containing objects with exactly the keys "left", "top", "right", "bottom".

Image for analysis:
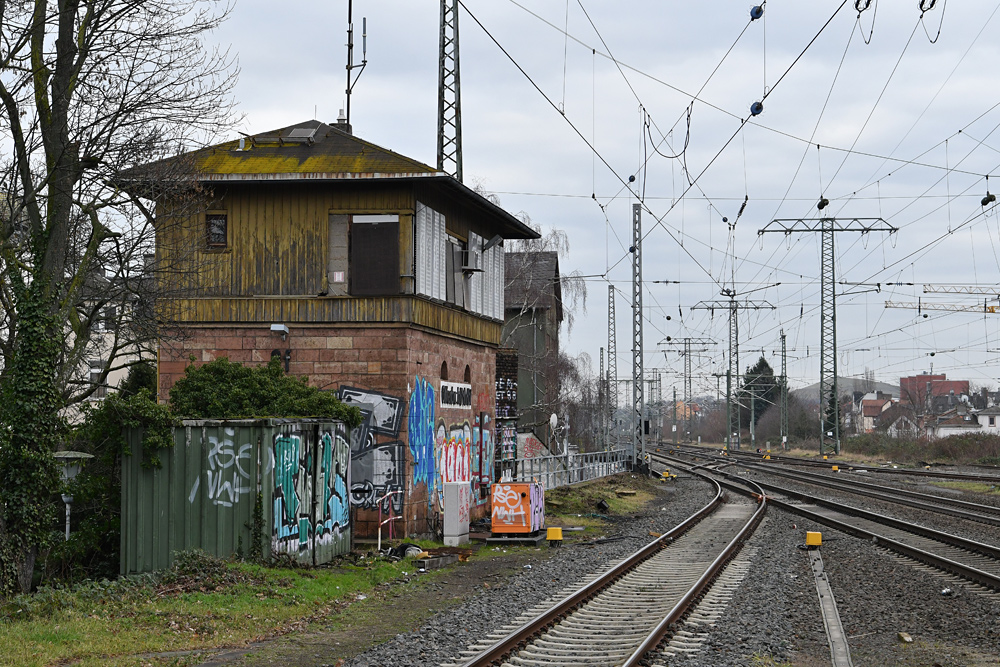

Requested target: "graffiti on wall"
[
  {"left": 472, "top": 413, "right": 492, "bottom": 504},
  {"left": 349, "top": 440, "right": 405, "bottom": 513},
  {"left": 272, "top": 427, "right": 349, "bottom": 555},
  {"left": 338, "top": 387, "right": 404, "bottom": 436},
  {"left": 187, "top": 427, "right": 253, "bottom": 507},
  {"left": 335, "top": 387, "right": 407, "bottom": 515},
  {"left": 409, "top": 377, "right": 436, "bottom": 493}
]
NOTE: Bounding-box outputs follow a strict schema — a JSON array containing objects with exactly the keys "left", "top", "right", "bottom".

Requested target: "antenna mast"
[{"left": 345, "top": 0, "right": 368, "bottom": 126}]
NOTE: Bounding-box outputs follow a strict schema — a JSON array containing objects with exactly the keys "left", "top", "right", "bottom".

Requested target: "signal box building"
[{"left": 131, "top": 118, "right": 538, "bottom": 538}]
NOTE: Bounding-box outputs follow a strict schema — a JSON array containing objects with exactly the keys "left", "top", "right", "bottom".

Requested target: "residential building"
[{"left": 126, "top": 118, "right": 538, "bottom": 538}]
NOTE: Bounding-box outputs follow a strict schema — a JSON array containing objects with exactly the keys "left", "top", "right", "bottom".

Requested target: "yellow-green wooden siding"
[{"left": 156, "top": 182, "right": 503, "bottom": 344}]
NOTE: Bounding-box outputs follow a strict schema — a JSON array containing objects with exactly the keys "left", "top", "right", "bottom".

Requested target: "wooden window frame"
[{"left": 205, "top": 211, "right": 228, "bottom": 249}]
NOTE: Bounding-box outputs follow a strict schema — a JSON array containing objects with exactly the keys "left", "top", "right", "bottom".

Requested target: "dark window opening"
[
  {"left": 89, "top": 360, "right": 107, "bottom": 399},
  {"left": 350, "top": 216, "right": 399, "bottom": 296},
  {"left": 206, "top": 213, "right": 228, "bottom": 248},
  {"left": 441, "top": 361, "right": 449, "bottom": 380},
  {"left": 464, "top": 365, "right": 471, "bottom": 383}
]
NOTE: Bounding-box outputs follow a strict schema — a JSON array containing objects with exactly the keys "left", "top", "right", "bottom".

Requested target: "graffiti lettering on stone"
[
  {"left": 349, "top": 440, "right": 405, "bottom": 513},
  {"left": 440, "top": 381, "right": 472, "bottom": 409},
  {"left": 338, "top": 387, "right": 403, "bottom": 436},
  {"left": 187, "top": 427, "right": 253, "bottom": 507},
  {"left": 409, "top": 377, "right": 436, "bottom": 494},
  {"left": 437, "top": 420, "right": 471, "bottom": 485}
]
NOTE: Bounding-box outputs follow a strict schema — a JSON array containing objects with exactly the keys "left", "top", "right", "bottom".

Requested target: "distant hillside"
[{"left": 791, "top": 377, "right": 900, "bottom": 404}]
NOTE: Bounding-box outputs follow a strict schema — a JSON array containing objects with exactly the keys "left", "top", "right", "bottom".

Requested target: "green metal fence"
[{"left": 121, "top": 419, "right": 350, "bottom": 574}]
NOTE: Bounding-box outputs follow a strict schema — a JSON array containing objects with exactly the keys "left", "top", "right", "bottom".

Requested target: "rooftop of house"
[{"left": 122, "top": 119, "right": 539, "bottom": 239}]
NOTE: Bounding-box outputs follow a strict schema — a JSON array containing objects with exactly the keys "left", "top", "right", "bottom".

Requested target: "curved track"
[
  {"left": 656, "top": 451, "right": 1000, "bottom": 592},
  {"left": 447, "top": 471, "right": 765, "bottom": 667}
]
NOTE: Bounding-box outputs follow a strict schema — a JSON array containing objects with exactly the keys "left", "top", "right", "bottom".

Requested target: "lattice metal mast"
[
  {"left": 759, "top": 216, "right": 897, "bottom": 455},
  {"left": 780, "top": 330, "right": 788, "bottom": 450},
  {"left": 608, "top": 285, "right": 617, "bottom": 450},
  {"left": 660, "top": 337, "right": 714, "bottom": 442},
  {"left": 885, "top": 301, "right": 1000, "bottom": 314},
  {"left": 437, "top": 0, "right": 463, "bottom": 181},
  {"left": 599, "top": 347, "right": 605, "bottom": 444},
  {"left": 632, "top": 204, "right": 644, "bottom": 465},
  {"left": 692, "top": 297, "right": 774, "bottom": 450}
]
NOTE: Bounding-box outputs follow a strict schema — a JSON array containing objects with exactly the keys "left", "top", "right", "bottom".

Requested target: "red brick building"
[{"left": 134, "top": 119, "right": 538, "bottom": 538}]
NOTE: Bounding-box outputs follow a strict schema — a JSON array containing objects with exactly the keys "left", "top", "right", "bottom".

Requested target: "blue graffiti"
[{"left": 409, "top": 377, "right": 436, "bottom": 497}]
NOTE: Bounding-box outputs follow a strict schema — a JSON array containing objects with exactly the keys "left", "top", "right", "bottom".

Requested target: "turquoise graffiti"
[
  {"left": 272, "top": 426, "right": 350, "bottom": 557},
  {"left": 273, "top": 433, "right": 301, "bottom": 545},
  {"left": 320, "top": 430, "right": 350, "bottom": 539},
  {"left": 409, "top": 377, "right": 436, "bottom": 499}
]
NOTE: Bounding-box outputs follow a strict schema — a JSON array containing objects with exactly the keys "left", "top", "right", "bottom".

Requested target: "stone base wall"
[{"left": 158, "top": 324, "right": 497, "bottom": 539}]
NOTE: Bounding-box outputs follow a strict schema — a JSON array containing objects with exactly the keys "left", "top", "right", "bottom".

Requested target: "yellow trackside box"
[
  {"left": 806, "top": 531, "right": 822, "bottom": 547},
  {"left": 832, "top": 465, "right": 839, "bottom": 471}
]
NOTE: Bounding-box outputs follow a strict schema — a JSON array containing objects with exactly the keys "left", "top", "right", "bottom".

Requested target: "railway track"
[
  {"left": 446, "top": 470, "right": 765, "bottom": 667},
  {"left": 655, "top": 452, "right": 1000, "bottom": 593},
  {"left": 675, "top": 447, "right": 1000, "bottom": 527},
  {"left": 675, "top": 443, "right": 1000, "bottom": 484}
]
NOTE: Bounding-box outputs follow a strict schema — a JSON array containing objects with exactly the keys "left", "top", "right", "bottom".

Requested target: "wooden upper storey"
[{"left": 132, "top": 120, "right": 538, "bottom": 345}]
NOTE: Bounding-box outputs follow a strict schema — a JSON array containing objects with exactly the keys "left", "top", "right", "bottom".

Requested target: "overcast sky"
[{"left": 215, "top": 0, "right": 1000, "bottom": 397}]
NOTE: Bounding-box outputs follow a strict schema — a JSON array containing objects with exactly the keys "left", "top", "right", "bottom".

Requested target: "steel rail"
[
  {"left": 709, "top": 446, "right": 1000, "bottom": 483},
  {"left": 658, "top": 454, "right": 1000, "bottom": 591},
  {"left": 620, "top": 473, "right": 767, "bottom": 667},
  {"left": 456, "top": 477, "right": 725, "bottom": 667},
  {"left": 734, "top": 460, "right": 1000, "bottom": 527}
]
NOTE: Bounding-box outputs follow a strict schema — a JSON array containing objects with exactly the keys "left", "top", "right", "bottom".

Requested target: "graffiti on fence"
[
  {"left": 272, "top": 427, "right": 349, "bottom": 554},
  {"left": 338, "top": 386, "right": 404, "bottom": 436},
  {"left": 316, "top": 429, "right": 350, "bottom": 545},
  {"left": 349, "top": 440, "right": 405, "bottom": 513},
  {"left": 187, "top": 427, "right": 253, "bottom": 507}
]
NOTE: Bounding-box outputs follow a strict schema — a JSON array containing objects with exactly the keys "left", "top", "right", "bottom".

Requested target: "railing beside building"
[{"left": 512, "top": 448, "right": 629, "bottom": 490}]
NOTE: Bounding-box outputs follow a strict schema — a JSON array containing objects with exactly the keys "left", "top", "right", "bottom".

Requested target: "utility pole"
[
  {"left": 437, "top": 0, "right": 463, "bottom": 181},
  {"left": 599, "top": 347, "right": 606, "bottom": 450},
  {"left": 759, "top": 216, "right": 897, "bottom": 455},
  {"left": 749, "top": 386, "right": 757, "bottom": 451},
  {"left": 631, "top": 204, "right": 644, "bottom": 467},
  {"left": 661, "top": 337, "right": 714, "bottom": 443},
  {"left": 692, "top": 296, "right": 774, "bottom": 451},
  {"left": 780, "top": 330, "right": 789, "bottom": 451},
  {"left": 608, "top": 285, "right": 617, "bottom": 450},
  {"left": 673, "top": 386, "right": 678, "bottom": 445}
]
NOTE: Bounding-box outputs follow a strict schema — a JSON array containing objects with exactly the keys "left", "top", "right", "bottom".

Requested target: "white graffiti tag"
[{"left": 188, "top": 428, "right": 253, "bottom": 507}]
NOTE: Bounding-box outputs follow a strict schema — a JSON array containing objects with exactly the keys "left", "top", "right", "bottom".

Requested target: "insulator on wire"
[
  {"left": 983, "top": 193, "right": 997, "bottom": 207},
  {"left": 750, "top": 5, "right": 764, "bottom": 20},
  {"left": 750, "top": 101, "right": 764, "bottom": 116},
  {"left": 919, "top": 0, "right": 937, "bottom": 11},
  {"left": 855, "top": 0, "right": 873, "bottom": 11}
]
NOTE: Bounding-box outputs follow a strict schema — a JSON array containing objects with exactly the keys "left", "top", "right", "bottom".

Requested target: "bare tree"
[{"left": 0, "top": 0, "right": 237, "bottom": 595}]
